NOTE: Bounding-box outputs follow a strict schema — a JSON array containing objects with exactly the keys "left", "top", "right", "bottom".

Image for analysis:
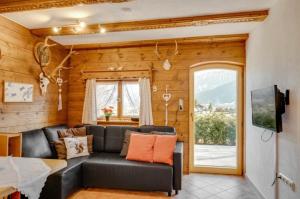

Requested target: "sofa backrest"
[
  {"left": 104, "top": 126, "right": 140, "bottom": 153},
  {"left": 21, "top": 124, "right": 176, "bottom": 157},
  {"left": 43, "top": 124, "right": 68, "bottom": 157},
  {"left": 139, "top": 125, "right": 176, "bottom": 133},
  {"left": 85, "top": 125, "right": 105, "bottom": 153},
  {"left": 21, "top": 129, "right": 53, "bottom": 158}
]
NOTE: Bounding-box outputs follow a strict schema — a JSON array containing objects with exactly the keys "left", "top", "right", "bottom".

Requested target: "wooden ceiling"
[
  {"left": 0, "top": 0, "right": 130, "bottom": 13},
  {"left": 31, "top": 10, "right": 268, "bottom": 37},
  {"left": 67, "top": 34, "right": 249, "bottom": 50}
]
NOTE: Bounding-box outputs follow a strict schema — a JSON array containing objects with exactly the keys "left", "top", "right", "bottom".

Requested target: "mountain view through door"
[{"left": 194, "top": 69, "right": 237, "bottom": 168}]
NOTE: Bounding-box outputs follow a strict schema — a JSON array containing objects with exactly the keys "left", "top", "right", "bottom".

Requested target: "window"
[
  {"left": 96, "top": 81, "right": 140, "bottom": 119},
  {"left": 122, "top": 81, "right": 140, "bottom": 117},
  {"left": 96, "top": 82, "right": 118, "bottom": 117}
]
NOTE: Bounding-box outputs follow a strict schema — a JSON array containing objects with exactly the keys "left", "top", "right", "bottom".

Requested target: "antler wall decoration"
[
  {"left": 154, "top": 40, "right": 179, "bottom": 71},
  {"left": 34, "top": 36, "right": 77, "bottom": 111}
]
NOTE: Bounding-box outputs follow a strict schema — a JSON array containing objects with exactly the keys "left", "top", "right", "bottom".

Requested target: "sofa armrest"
[{"left": 173, "top": 141, "right": 183, "bottom": 191}]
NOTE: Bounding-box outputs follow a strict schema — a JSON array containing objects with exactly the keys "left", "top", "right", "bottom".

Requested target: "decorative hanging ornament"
[
  {"left": 163, "top": 59, "right": 172, "bottom": 70},
  {"left": 56, "top": 69, "right": 63, "bottom": 111},
  {"left": 162, "top": 85, "right": 172, "bottom": 126}
]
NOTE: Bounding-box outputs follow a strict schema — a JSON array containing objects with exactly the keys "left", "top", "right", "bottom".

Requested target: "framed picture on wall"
[{"left": 4, "top": 81, "right": 33, "bottom": 102}]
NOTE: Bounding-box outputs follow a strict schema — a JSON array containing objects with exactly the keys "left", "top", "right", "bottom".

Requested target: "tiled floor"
[
  {"left": 176, "top": 174, "right": 263, "bottom": 199},
  {"left": 70, "top": 174, "right": 263, "bottom": 199},
  {"left": 195, "top": 145, "right": 237, "bottom": 167}
]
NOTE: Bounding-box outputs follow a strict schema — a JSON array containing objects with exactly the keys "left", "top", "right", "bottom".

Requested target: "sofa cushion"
[
  {"left": 140, "top": 125, "right": 176, "bottom": 133},
  {"left": 54, "top": 139, "right": 67, "bottom": 159},
  {"left": 43, "top": 124, "right": 68, "bottom": 157},
  {"left": 153, "top": 135, "right": 177, "bottom": 165},
  {"left": 126, "top": 134, "right": 156, "bottom": 163},
  {"left": 57, "top": 127, "right": 86, "bottom": 138},
  {"left": 21, "top": 129, "right": 53, "bottom": 158},
  {"left": 104, "top": 126, "right": 140, "bottom": 153},
  {"left": 120, "top": 130, "right": 142, "bottom": 157},
  {"left": 85, "top": 125, "right": 105, "bottom": 152},
  {"left": 82, "top": 153, "right": 173, "bottom": 192},
  {"left": 64, "top": 137, "right": 90, "bottom": 159},
  {"left": 58, "top": 155, "right": 89, "bottom": 175}
]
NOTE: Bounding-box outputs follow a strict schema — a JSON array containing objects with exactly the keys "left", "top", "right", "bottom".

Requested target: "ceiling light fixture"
[
  {"left": 72, "top": 21, "right": 87, "bottom": 33},
  {"left": 52, "top": 26, "right": 61, "bottom": 33},
  {"left": 52, "top": 21, "right": 108, "bottom": 35},
  {"left": 79, "top": 21, "right": 86, "bottom": 28},
  {"left": 99, "top": 27, "right": 106, "bottom": 34},
  {"left": 72, "top": 26, "right": 82, "bottom": 33}
]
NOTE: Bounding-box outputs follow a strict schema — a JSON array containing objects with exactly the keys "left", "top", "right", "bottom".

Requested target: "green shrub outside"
[{"left": 194, "top": 110, "right": 236, "bottom": 146}]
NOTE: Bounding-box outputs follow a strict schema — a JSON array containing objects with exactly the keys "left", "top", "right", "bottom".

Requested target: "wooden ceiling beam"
[
  {"left": 31, "top": 10, "right": 268, "bottom": 37},
  {"left": 0, "top": 0, "right": 130, "bottom": 13},
  {"left": 67, "top": 34, "right": 249, "bottom": 50}
]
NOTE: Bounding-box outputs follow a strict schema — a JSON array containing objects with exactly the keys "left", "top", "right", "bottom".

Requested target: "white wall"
[{"left": 246, "top": 0, "right": 300, "bottom": 199}]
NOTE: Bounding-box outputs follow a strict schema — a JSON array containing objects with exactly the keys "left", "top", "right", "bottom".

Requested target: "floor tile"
[
  {"left": 203, "top": 184, "right": 227, "bottom": 194},
  {"left": 70, "top": 173, "right": 263, "bottom": 199},
  {"left": 190, "top": 189, "right": 213, "bottom": 199}
]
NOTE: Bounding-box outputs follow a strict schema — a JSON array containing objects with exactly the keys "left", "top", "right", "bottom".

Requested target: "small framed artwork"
[{"left": 4, "top": 81, "right": 34, "bottom": 103}]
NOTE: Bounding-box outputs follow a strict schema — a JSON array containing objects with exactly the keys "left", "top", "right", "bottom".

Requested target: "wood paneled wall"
[
  {"left": 0, "top": 16, "right": 68, "bottom": 132},
  {"left": 68, "top": 41, "right": 245, "bottom": 172}
]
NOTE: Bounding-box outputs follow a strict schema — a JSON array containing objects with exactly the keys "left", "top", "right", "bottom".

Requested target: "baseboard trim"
[{"left": 245, "top": 174, "right": 266, "bottom": 199}]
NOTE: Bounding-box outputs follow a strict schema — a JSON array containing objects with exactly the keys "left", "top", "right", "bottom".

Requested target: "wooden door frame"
[{"left": 189, "top": 61, "right": 244, "bottom": 175}]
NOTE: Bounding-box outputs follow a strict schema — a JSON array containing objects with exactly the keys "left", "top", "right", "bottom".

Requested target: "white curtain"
[
  {"left": 139, "top": 78, "right": 153, "bottom": 126},
  {"left": 82, "top": 79, "right": 97, "bottom": 125}
]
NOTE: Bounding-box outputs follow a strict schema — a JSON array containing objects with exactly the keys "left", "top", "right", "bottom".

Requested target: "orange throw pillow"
[
  {"left": 126, "top": 133, "right": 156, "bottom": 163},
  {"left": 153, "top": 135, "right": 177, "bottom": 165}
]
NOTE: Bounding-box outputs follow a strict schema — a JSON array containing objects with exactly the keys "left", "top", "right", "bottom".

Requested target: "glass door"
[{"left": 189, "top": 63, "right": 243, "bottom": 175}]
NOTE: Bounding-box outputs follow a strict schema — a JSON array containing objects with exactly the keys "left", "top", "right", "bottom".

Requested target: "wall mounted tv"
[{"left": 251, "top": 85, "right": 289, "bottom": 133}]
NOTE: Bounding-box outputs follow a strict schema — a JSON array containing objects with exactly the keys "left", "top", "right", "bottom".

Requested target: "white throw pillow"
[{"left": 64, "top": 137, "right": 89, "bottom": 159}]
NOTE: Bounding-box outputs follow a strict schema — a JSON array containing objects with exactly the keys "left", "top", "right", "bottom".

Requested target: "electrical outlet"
[{"left": 278, "top": 173, "right": 296, "bottom": 192}]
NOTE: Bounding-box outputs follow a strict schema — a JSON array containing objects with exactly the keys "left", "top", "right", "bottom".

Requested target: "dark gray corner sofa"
[{"left": 20, "top": 124, "right": 183, "bottom": 199}]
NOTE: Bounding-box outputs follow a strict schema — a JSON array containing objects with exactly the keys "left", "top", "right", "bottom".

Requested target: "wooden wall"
[
  {"left": 0, "top": 16, "right": 68, "bottom": 132},
  {"left": 68, "top": 41, "right": 245, "bottom": 172}
]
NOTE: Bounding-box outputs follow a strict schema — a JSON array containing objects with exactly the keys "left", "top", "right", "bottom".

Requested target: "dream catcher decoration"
[{"left": 34, "top": 36, "right": 77, "bottom": 111}]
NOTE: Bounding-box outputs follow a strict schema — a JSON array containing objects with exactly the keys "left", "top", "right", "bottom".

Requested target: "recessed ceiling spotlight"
[
  {"left": 121, "top": 7, "right": 132, "bottom": 12},
  {"left": 99, "top": 27, "right": 106, "bottom": 34},
  {"left": 52, "top": 26, "right": 61, "bottom": 33},
  {"left": 79, "top": 21, "right": 86, "bottom": 28}
]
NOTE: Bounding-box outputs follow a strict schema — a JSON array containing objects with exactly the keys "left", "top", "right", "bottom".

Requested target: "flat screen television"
[{"left": 251, "top": 85, "right": 286, "bottom": 133}]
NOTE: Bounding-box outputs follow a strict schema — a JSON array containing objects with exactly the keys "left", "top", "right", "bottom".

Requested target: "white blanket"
[{"left": 0, "top": 157, "right": 51, "bottom": 199}]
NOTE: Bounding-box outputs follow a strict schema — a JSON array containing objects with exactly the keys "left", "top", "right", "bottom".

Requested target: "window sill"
[{"left": 97, "top": 119, "right": 139, "bottom": 126}]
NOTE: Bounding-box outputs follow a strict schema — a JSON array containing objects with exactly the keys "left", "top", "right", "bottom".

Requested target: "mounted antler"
[
  {"left": 35, "top": 37, "right": 77, "bottom": 82},
  {"left": 48, "top": 46, "right": 77, "bottom": 82},
  {"left": 154, "top": 40, "right": 179, "bottom": 70},
  {"left": 34, "top": 37, "right": 77, "bottom": 106},
  {"left": 43, "top": 36, "right": 56, "bottom": 49},
  {"left": 154, "top": 42, "right": 161, "bottom": 59},
  {"left": 154, "top": 40, "right": 178, "bottom": 60}
]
